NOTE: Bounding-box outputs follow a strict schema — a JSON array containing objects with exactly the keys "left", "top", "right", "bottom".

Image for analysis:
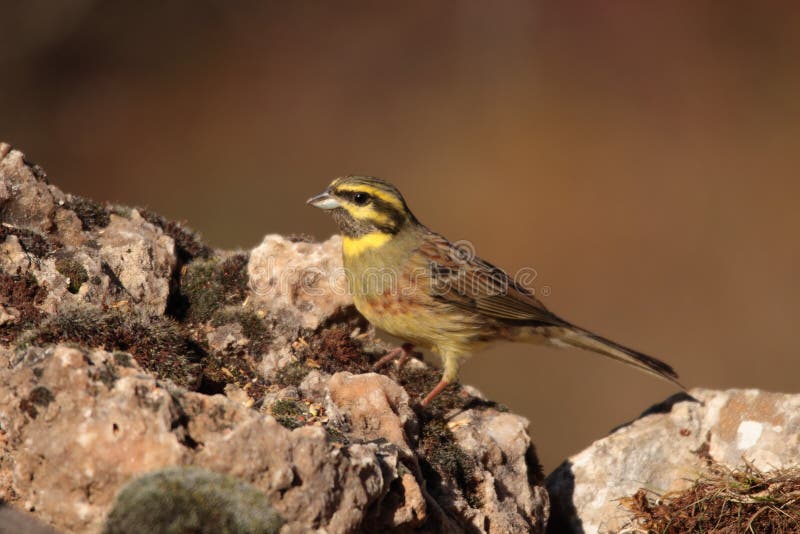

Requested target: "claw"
[{"left": 372, "top": 343, "right": 415, "bottom": 371}]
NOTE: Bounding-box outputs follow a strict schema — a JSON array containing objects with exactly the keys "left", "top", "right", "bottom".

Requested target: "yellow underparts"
[{"left": 342, "top": 232, "right": 392, "bottom": 256}]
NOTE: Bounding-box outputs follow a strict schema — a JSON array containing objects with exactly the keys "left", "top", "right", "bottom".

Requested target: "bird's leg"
[
  {"left": 421, "top": 353, "right": 459, "bottom": 407},
  {"left": 421, "top": 378, "right": 451, "bottom": 406},
  {"left": 373, "top": 342, "right": 415, "bottom": 371}
]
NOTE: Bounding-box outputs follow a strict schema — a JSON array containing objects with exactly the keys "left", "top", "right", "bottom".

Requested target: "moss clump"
[
  {"left": 64, "top": 195, "right": 111, "bottom": 230},
  {"left": 113, "top": 351, "right": 134, "bottom": 367},
  {"left": 180, "top": 255, "right": 250, "bottom": 322},
  {"left": 55, "top": 257, "right": 89, "bottom": 294},
  {"left": 418, "top": 416, "right": 481, "bottom": 509},
  {"left": 626, "top": 462, "right": 800, "bottom": 533},
  {"left": 23, "top": 306, "right": 204, "bottom": 389},
  {"left": 102, "top": 466, "right": 283, "bottom": 534},
  {"left": 0, "top": 270, "right": 47, "bottom": 342},
  {"left": 289, "top": 324, "right": 372, "bottom": 377},
  {"left": 274, "top": 360, "right": 308, "bottom": 388},
  {"left": 140, "top": 209, "right": 212, "bottom": 263},
  {"left": 0, "top": 225, "right": 54, "bottom": 257},
  {"left": 211, "top": 308, "right": 272, "bottom": 356},
  {"left": 270, "top": 399, "right": 306, "bottom": 430}
]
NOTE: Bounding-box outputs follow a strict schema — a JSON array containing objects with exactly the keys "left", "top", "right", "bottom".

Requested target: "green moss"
[
  {"left": 109, "top": 205, "right": 133, "bottom": 218},
  {"left": 180, "top": 255, "right": 250, "bottom": 322},
  {"left": 55, "top": 257, "right": 89, "bottom": 294},
  {"left": 270, "top": 399, "right": 305, "bottom": 430},
  {"left": 64, "top": 195, "right": 111, "bottom": 230},
  {"left": 418, "top": 417, "right": 482, "bottom": 509},
  {"left": 22, "top": 305, "right": 203, "bottom": 389},
  {"left": 102, "top": 467, "right": 283, "bottom": 534},
  {"left": 113, "top": 352, "right": 134, "bottom": 367},
  {"left": 210, "top": 307, "right": 271, "bottom": 356},
  {"left": 274, "top": 360, "right": 308, "bottom": 388}
]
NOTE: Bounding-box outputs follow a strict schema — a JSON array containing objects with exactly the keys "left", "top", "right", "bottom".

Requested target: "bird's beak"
[{"left": 306, "top": 190, "right": 341, "bottom": 210}]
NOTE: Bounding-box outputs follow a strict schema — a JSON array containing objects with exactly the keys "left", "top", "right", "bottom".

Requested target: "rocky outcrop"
[
  {"left": 546, "top": 388, "right": 800, "bottom": 533},
  {"left": 0, "top": 143, "right": 548, "bottom": 533}
]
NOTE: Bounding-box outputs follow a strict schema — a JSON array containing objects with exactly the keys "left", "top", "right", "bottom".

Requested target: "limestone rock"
[
  {"left": 247, "top": 234, "right": 350, "bottom": 331},
  {"left": 546, "top": 388, "right": 800, "bottom": 533}
]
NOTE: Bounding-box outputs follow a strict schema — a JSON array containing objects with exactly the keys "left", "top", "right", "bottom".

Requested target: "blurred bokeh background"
[{"left": 2, "top": 0, "right": 799, "bottom": 471}]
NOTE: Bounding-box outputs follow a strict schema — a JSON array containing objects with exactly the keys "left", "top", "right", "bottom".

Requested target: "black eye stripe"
[{"left": 353, "top": 192, "right": 370, "bottom": 205}]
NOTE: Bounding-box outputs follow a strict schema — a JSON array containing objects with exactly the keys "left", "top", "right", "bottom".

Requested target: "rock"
[
  {"left": 0, "top": 143, "right": 549, "bottom": 533},
  {"left": 96, "top": 211, "right": 176, "bottom": 315},
  {"left": 327, "top": 371, "right": 417, "bottom": 455},
  {"left": 102, "top": 467, "right": 284, "bottom": 534},
  {"left": 0, "top": 504, "right": 60, "bottom": 534},
  {"left": 0, "top": 346, "right": 189, "bottom": 532},
  {"left": 546, "top": 388, "right": 800, "bottom": 533},
  {"left": 450, "top": 410, "right": 549, "bottom": 533},
  {"left": 247, "top": 234, "right": 351, "bottom": 331}
]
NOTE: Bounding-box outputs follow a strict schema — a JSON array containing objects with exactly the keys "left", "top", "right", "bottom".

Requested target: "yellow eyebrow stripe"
[
  {"left": 334, "top": 185, "right": 404, "bottom": 212},
  {"left": 342, "top": 232, "right": 392, "bottom": 256}
]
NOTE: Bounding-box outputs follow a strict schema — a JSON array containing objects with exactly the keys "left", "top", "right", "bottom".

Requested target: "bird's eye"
[{"left": 353, "top": 192, "right": 371, "bottom": 205}]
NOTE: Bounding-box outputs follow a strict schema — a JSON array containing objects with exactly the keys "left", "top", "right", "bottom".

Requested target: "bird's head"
[{"left": 307, "top": 176, "right": 417, "bottom": 239}]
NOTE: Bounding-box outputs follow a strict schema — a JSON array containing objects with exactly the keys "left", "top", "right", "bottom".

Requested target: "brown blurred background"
[{"left": 2, "top": 1, "right": 799, "bottom": 471}]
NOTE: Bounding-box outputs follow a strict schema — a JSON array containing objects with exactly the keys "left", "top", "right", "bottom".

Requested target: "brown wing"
[{"left": 415, "top": 232, "right": 566, "bottom": 327}]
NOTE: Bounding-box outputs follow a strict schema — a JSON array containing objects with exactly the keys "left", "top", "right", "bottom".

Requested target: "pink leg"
[
  {"left": 373, "top": 343, "right": 415, "bottom": 370},
  {"left": 421, "top": 379, "right": 451, "bottom": 406}
]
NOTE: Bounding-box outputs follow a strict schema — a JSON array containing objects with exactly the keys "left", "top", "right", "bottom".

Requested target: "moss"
[
  {"left": 199, "top": 351, "right": 268, "bottom": 402},
  {"left": 626, "top": 462, "right": 800, "bottom": 532},
  {"left": 180, "top": 255, "right": 250, "bottom": 322},
  {"left": 55, "top": 257, "right": 89, "bottom": 294},
  {"left": 113, "top": 351, "right": 134, "bottom": 367},
  {"left": 274, "top": 360, "right": 308, "bottom": 388},
  {"left": 140, "top": 209, "right": 212, "bottom": 262},
  {"left": 270, "top": 399, "right": 306, "bottom": 430},
  {"left": 290, "top": 324, "right": 372, "bottom": 377},
  {"left": 418, "top": 416, "right": 481, "bottom": 509},
  {"left": 23, "top": 305, "right": 204, "bottom": 389},
  {"left": 0, "top": 270, "right": 47, "bottom": 342},
  {"left": 64, "top": 195, "right": 111, "bottom": 230},
  {"left": 0, "top": 225, "right": 55, "bottom": 257},
  {"left": 211, "top": 308, "right": 272, "bottom": 356},
  {"left": 109, "top": 205, "right": 133, "bottom": 218},
  {"left": 102, "top": 466, "right": 283, "bottom": 534},
  {"left": 398, "top": 366, "right": 464, "bottom": 412},
  {"left": 90, "top": 361, "right": 119, "bottom": 389}
]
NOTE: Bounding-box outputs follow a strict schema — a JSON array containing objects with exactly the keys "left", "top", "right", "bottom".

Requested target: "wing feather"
[{"left": 415, "top": 233, "right": 564, "bottom": 326}]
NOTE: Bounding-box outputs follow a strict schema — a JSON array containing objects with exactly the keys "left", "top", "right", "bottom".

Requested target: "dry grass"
[{"left": 625, "top": 462, "right": 800, "bottom": 533}]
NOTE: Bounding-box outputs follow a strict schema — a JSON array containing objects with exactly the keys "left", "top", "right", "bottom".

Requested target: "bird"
[{"left": 307, "top": 175, "right": 683, "bottom": 406}]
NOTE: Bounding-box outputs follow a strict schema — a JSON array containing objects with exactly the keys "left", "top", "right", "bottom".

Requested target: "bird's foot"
[
  {"left": 421, "top": 378, "right": 451, "bottom": 407},
  {"left": 373, "top": 343, "right": 416, "bottom": 372}
]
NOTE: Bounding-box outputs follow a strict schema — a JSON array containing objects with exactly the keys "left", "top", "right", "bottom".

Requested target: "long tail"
[{"left": 547, "top": 326, "right": 685, "bottom": 389}]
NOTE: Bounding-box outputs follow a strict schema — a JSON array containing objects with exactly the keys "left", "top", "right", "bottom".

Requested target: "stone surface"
[
  {"left": 0, "top": 143, "right": 548, "bottom": 533},
  {"left": 247, "top": 234, "right": 350, "bottom": 331},
  {"left": 546, "top": 388, "right": 800, "bottom": 533}
]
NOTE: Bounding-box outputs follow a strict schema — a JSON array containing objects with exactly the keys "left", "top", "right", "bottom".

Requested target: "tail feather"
[{"left": 552, "top": 327, "right": 684, "bottom": 389}]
